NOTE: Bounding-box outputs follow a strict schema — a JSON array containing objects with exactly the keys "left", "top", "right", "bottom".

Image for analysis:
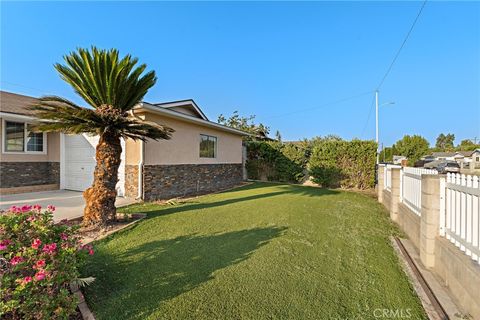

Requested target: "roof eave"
[{"left": 135, "top": 103, "right": 250, "bottom": 136}]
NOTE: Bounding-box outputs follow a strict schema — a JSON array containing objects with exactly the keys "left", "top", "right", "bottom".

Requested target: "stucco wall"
[
  {"left": 125, "top": 138, "right": 141, "bottom": 165},
  {"left": 0, "top": 118, "right": 60, "bottom": 162},
  {"left": 142, "top": 113, "right": 243, "bottom": 165}
]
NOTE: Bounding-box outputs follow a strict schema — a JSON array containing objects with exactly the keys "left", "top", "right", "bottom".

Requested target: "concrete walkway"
[{"left": 0, "top": 190, "right": 137, "bottom": 221}]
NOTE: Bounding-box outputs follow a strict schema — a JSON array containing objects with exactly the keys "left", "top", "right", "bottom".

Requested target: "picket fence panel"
[
  {"left": 400, "top": 167, "right": 437, "bottom": 216},
  {"left": 443, "top": 173, "right": 480, "bottom": 264}
]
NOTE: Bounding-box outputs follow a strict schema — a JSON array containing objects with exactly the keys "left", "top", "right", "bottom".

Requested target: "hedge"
[
  {"left": 308, "top": 139, "right": 377, "bottom": 189},
  {"left": 245, "top": 141, "right": 308, "bottom": 183},
  {"left": 246, "top": 138, "right": 376, "bottom": 189}
]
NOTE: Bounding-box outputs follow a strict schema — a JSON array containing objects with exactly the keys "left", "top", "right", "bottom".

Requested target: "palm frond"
[
  {"left": 118, "top": 118, "right": 174, "bottom": 141},
  {"left": 72, "top": 277, "right": 96, "bottom": 288},
  {"left": 29, "top": 95, "right": 103, "bottom": 135},
  {"left": 55, "top": 46, "right": 156, "bottom": 111},
  {"left": 31, "top": 47, "right": 173, "bottom": 141}
]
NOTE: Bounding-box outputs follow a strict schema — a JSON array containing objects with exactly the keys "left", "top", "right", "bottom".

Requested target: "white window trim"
[
  {"left": 199, "top": 134, "right": 217, "bottom": 159},
  {"left": 2, "top": 118, "right": 47, "bottom": 155}
]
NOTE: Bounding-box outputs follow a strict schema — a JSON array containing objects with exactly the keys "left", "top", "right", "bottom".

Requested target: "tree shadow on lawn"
[
  {"left": 125, "top": 183, "right": 339, "bottom": 219},
  {"left": 84, "top": 226, "right": 287, "bottom": 320}
]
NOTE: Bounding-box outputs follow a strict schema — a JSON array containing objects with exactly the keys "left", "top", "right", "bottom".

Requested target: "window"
[
  {"left": 3, "top": 120, "right": 46, "bottom": 153},
  {"left": 5, "top": 121, "right": 25, "bottom": 152},
  {"left": 26, "top": 124, "right": 44, "bottom": 152},
  {"left": 199, "top": 134, "right": 217, "bottom": 158}
]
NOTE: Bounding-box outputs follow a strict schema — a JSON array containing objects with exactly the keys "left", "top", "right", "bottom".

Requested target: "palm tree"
[{"left": 31, "top": 47, "right": 173, "bottom": 227}]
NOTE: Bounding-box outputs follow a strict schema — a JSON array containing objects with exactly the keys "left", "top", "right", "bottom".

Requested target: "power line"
[
  {"left": 376, "top": 0, "right": 428, "bottom": 90},
  {"left": 0, "top": 81, "right": 48, "bottom": 94},
  {"left": 360, "top": 92, "right": 376, "bottom": 138},
  {"left": 262, "top": 90, "right": 373, "bottom": 120}
]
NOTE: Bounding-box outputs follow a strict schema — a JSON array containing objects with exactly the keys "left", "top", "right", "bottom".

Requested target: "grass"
[{"left": 81, "top": 182, "right": 426, "bottom": 320}]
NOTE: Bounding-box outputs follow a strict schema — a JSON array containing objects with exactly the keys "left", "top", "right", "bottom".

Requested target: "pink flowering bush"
[{"left": 0, "top": 205, "right": 93, "bottom": 319}]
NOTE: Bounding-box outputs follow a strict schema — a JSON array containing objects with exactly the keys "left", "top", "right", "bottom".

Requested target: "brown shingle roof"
[{"left": 0, "top": 91, "right": 38, "bottom": 116}]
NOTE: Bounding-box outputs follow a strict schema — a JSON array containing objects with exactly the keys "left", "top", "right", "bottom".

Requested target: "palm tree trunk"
[{"left": 83, "top": 132, "right": 122, "bottom": 227}]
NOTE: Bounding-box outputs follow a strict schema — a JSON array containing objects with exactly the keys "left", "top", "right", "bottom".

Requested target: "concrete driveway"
[{"left": 0, "top": 190, "right": 137, "bottom": 221}]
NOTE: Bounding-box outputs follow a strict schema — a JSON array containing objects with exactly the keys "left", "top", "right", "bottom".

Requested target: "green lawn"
[{"left": 81, "top": 182, "right": 426, "bottom": 320}]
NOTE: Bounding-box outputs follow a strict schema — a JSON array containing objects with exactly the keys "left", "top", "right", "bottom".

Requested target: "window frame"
[
  {"left": 199, "top": 134, "right": 217, "bottom": 159},
  {"left": 2, "top": 119, "right": 47, "bottom": 155}
]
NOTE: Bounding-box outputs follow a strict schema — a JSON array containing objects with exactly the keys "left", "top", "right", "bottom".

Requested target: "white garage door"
[{"left": 64, "top": 134, "right": 125, "bottom": 196}]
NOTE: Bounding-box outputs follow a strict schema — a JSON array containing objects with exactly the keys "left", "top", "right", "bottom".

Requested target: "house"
[
  {"left": 392, "top": 155, "right": 407, "bottom": 165},
  {"left": 426, "top": 150, "right": 480, "bottom": 170},
  {"left": 431, "top": 151, "right": 472, "bottom": 162},
  {"left": 0, "top": 91, "right": 248, "bottom": 200}
]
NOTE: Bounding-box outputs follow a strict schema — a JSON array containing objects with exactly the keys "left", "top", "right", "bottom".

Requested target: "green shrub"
[
  {"left": 246, "top": 141, "right": 305, "bottom": 183},
  {"left": 308, "top": 139, "right": 376, "bottom": 189},
  {"left": 0, "top": 205, "right": 93, "bottom": 319},
  {"left": 246, "top": 138, "right": 376, "bottom": 189}
]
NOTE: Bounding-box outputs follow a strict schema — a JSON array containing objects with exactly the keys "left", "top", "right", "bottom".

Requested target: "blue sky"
[{"left": 1, "top": 1, "right": 479, "bottom": 146}]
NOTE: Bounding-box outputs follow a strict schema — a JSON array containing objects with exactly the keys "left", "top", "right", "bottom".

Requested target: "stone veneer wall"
[
  {"left": 143, "top": 163, "right": 243, "bottom": 201},
  {"left": 124, "top": 165, "right": 139, "bottom": 198},
  {"left": 0, "top": 162, "right": 60, "bottom": 189}
]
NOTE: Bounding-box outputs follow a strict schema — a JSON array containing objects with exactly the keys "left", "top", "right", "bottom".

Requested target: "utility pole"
[{"left": 376, "top": 90, "right": 379, "bottom": 164}]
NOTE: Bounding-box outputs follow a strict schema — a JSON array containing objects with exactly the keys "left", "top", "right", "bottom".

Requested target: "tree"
[
  {"left": 217, "top": 111, "right": 270, "bottom": 140},
  {"left": 275, "top": 130, "right": 282, "bottom": 142},
  {"left": 394, "top": 135, "right": 429, "bottom": 166},
  {"left": 457, "top": 139, "right": 480, "bottom": 151},
  {"left": 379, "top": 145, "right": 397, "bottom": 163},
  {"left": 31, "top": 47, "right": 173, "bottom": 227},
  {"left": 435, "top": 133, "right": 455, "bottom": 151}
]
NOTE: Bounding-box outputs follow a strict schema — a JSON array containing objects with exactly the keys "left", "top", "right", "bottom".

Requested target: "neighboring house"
[
  {"left": 425, "top": 150, "right": 480, "bottom": 170},
  {"left": 392, "top": 155, "right": 407, "bottom": 165},
  {"left": 0, "top": 91, "right": 248, "bottom": 200},
  {"left": 431, "top": 151, "right": 471, "bottom": 162}
]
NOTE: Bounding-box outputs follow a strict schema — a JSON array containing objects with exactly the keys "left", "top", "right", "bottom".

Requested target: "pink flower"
[
  {"left": 42, "top": 243, "right": 57, "bottom": 254},
  {"left": 23, "top": 276, "right": 33, "bottom": 284},
  {"left": 60, "top": 233, "right": 68, "bottom": 241},
  {"left": 0, "top": 239, "right": 11, "bottom": 250},
  {"left": 27, "top": 215, "right": 36, "bottom": 222},
  {"left": 34, "top": 270, "right": 47, "bottom": 281},
  {"left": 32, "top": 238, "right": 42, "bottom": 249},
  {"left": 33, "top": 204, "right": 42, "bottom": 212},
  {"left": 35, "top": 259, "right": 46, "bottom": 269},
  {"left": 21, "top": 205, "right": 32, "bottom": 212},
  {"left": 88, "top": 249, "right": 94, "bottom": 256},
  {"left": 47, "top": 205, "right": 56, "bottom": 212},
  {"left": 10, "top": 256, "right": 24, "bottom": 266},
  {"left": 9, "top": 206, "right": 22, "bottom": 214}
]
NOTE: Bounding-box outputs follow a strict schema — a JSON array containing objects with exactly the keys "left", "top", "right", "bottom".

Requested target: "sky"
[{"left": 1, "top": 1, "right": 479, "bottom": 147}]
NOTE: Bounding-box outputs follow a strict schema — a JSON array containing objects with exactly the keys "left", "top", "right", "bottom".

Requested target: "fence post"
[
  {"left": 439, "top": 176, "right": 446, "bottom": 237},
  {"left": 420, "top": 174, "right": 441, "bottom": 268},
  {"left": 377, "top": 165, "right": 385, "bottom": 204},
  {"left": 390, "top": 167, "right": 401, "bottom": 222}
]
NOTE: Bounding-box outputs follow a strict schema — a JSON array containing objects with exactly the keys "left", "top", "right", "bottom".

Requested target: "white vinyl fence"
[
  {"left": 442, "top": 173, "right": 480, "bottom": 264},
  {"left": 383, "top": 164, "right": 401, "bottom": 191},
  {"left": 400, "top": 167, "right": 438, "bottom": 215}
]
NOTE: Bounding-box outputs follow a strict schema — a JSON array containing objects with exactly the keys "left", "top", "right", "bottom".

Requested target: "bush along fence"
[
  {"left": 245, "top": 139, "right": 377, "bottom": 189},
  {"left": 378, "top": 165, "right": 480, "bottom": 319}
]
